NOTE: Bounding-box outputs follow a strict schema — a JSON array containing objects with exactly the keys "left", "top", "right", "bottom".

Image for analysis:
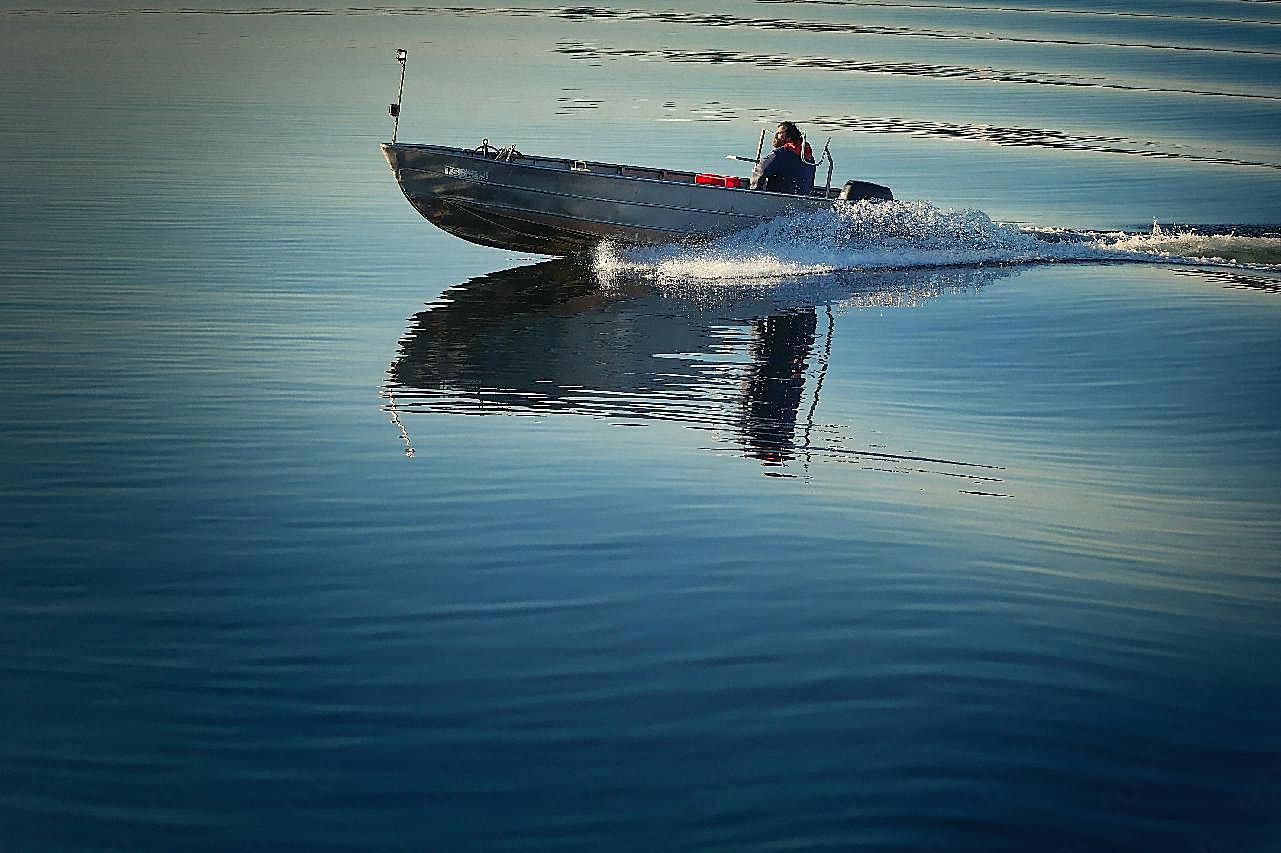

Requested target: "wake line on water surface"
[
  {"left": 594, "top": 200, "right": 1281, "bottom": 282},
  {"left": 12, "top": 6, "right": 1278, "bottom": 57},
  {"left": 754, "top": 0, "right": 1281, "bottom": 30},
  {"left": 558, "top": 43, "right": 1281, "bottom": 105}
]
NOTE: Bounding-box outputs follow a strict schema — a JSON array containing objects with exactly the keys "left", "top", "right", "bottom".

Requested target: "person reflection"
[{"left": 739, "top": 308, "right": 818, "bottom": 465}]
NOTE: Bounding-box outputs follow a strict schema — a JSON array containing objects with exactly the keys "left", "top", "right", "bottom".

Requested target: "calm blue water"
[{"left": 2, "top": 2, "right": 1281, "bottom": 851}]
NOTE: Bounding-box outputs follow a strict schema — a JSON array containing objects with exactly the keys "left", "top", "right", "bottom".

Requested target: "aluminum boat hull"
[{"left": 380, "top": 142, "right": 892, "bottom": 256}]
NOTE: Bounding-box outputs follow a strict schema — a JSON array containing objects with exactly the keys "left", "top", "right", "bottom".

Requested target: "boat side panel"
[
  {"left": 382, "top": 144, "right": 829, "bottom": 252},
  {"left": 408, "top": 195, "right": 685, "bottom": 255}
]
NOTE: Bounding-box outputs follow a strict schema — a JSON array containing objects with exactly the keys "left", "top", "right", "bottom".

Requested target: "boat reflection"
[{"left": 385, "top": 260, "right": 1010, "bottom": 476}]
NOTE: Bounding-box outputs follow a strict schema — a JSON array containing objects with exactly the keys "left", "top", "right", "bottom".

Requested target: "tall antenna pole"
[{"left": 390, "top": 48, "right": 407, "bottom": 143}]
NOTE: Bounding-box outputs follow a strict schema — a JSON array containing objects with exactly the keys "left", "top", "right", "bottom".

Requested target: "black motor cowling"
[{"left": 838, "top": 180, "right": 894, "bottom": 202}]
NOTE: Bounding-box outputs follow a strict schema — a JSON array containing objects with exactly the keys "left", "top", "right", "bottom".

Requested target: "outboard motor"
[{"left": 838, "top": 180, "right": 894, "bottom": 202}]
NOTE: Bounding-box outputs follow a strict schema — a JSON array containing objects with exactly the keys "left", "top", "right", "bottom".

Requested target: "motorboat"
[
  {"left": 380, "top": 139, "right": 894, "bottom": 256},
  {"left": 378, "top": 49, "right": 891, "bottom": 256}
]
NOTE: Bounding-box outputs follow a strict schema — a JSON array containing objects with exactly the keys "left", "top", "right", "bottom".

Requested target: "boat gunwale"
[
  {"left": 381, "top": 141, "right": 841, "bottom": 202},
  {"left": 395, "top": 165, "right": 808, "bottom": 223}
]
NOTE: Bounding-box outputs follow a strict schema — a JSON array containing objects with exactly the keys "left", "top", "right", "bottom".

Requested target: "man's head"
[{"left": 773, "top": 121, "right": 803, "bottom": 149}]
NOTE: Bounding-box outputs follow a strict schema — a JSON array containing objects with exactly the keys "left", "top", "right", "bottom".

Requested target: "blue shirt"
[{"left": 750, "top": 146, "right": 816, "bottom": 194}]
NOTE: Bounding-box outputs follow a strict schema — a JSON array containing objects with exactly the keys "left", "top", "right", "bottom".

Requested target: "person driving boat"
[{"left": 750, "top": 121, "right": 817, "bottom": 194}]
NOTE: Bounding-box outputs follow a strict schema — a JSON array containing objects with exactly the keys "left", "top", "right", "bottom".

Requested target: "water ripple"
[
  {"left": 11, "top": 5, "right": 1280, "bottom": 57},
  {"left": 755, "top": 0, "right": 1281, "bottom": 29},
  {"left": 556, "top": 41, "right": 1281, "bottom": 104},
  {"left": 807, "top": 113, "right": 1281, "bottom": 171},
  {"left": 1171, "top": 267, "right": 1281, "bottom": 294}
]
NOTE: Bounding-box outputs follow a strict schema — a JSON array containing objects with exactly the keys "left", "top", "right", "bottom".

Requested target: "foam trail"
[
  {"left": 1084, "top": 227, "right": 1281, "bottom": 268},
  {"left": 594, "top": 200, "right": 1281, "bottom": 283}
]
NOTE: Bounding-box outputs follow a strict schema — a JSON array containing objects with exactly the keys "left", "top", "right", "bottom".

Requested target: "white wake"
[{"left": 594, "top": 200, "right": 1281, "bottom": 282}]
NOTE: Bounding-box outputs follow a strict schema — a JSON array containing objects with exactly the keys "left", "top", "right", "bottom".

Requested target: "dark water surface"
[{"left": 3, "top": 2, "right": 1281, "bottom": 851}]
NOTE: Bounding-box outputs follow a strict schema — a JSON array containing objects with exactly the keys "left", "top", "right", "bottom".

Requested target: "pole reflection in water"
[{"left": 384, "top": 259, "right": 1011, "bottom": 481}]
